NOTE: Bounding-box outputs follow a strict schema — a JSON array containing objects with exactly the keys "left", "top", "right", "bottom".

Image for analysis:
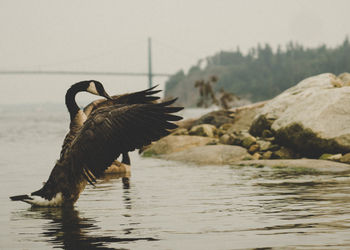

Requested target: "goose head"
[{"left": 77, "top": 80, "right": 112, "bottom": 100}]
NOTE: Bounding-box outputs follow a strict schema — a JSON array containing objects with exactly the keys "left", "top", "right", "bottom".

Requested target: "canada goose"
[
  {"left": 10, "top": 83, "right": 183, "bottom": 206},
  {"left": 61, "top": 83, "right": 161, "bottom": 190},
  {"left": 61, "top": 84, "right": 161, "bottom": 170}
]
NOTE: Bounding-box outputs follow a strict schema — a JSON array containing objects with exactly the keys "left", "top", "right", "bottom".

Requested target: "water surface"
[{"left": 1, "top": 106, "right": 350, "bottom": 249}]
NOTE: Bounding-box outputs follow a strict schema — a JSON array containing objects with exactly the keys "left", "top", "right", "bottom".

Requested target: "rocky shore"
[{"left": 142, "top": 73, "right": 350, "bottom": 173}]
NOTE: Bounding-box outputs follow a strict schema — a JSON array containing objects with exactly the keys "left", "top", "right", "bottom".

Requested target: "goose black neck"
[{"left": 65, "top": 85, "right": 82, "bottom": 121}]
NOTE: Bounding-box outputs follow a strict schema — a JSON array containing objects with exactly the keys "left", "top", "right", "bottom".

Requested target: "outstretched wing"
[
  {"left": 68, "top": 99, "right": 183, "bottom": 180},
  {"left": 60, "top": 86, "right": 161, "bottom": 158},
  {"left": 83, "top": 85, "right": 161, "bottom": 116}
]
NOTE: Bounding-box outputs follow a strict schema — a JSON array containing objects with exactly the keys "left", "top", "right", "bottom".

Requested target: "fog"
[{"left": 0, "top": 0, "right": 349, "bottom": 104}]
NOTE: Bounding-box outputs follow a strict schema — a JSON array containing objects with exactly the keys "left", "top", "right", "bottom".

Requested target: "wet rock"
[
  {"left": 216, "top": 129, "right": 226, "bottom": 137},
  {"left": 320, "top": 153, "right": 342, "bottom": 161},
  {"left": 160, "top": 145, "right": 250, "bottom": 165},
  {"left": 250, "top": 73, "right": 350, "bottom": 157},
  {"left": 338, "top": 72, "right": 350, "bottom": 86},
  {"left": 234, "top": 131, "right": 248, "bottom": 142},
  {"left": 262, "top": 129, "right": 274, "bottom": 138},
  {"left": 252, "top": 152, "right": 262, "bottom": 160},
  {"left": 248, "top": 144, "right": 260, "bottom": 154},
  {"left": 219, "top": 123, "right": 234, "bottom": 131},
  {"left": 257, "top": 140, "right": 272, "bottom": 151},
  {"left": 172, "top": 128, "right": 188, "bottom": 136},
  {"left": 206, "top": 140, "right": 219, "bottom": 145},
  {"left": 340, "top": 153, "right": 350, "bottom": 163},
  {"left": 226, "top": 101, "right": 267, "bottom": 134},
  {"left": 249, "top": 115, "right": 275, "bottom": 137},
  {"left": 331, "top": 77, "right": 343, "bottom": 87},
  {"left": 319, "top": 153, "right": 333, "bottom": 160},
  {"left": 219, "top": 133, "right": 235, "bottom": 145},
  {"left": 268, "top": 144, "right": 280, "bottom": 151},
  {"left": 189, "top": 124, "right": 217, "bottom": 137},
  {"left": 142, "top": 135, "right": 218, "bottom": 156},
  {"left": 242, "top": 135, "right": 257, "bottom": 148},
  {"left": 232, "top": 131, "right": 256, "bottom": 147},
  {"left": 176, "top": 118, "right": 196, "bottom": 130},
  {"left": 192, "top": 110, "right": 235, "bottom": 128},
  {"left": 262, "top": 151, "right": 273, "bottom": 159},
  {"left": 329, "top": 154, "right": 342, "bottom": 161},
  {"left": 273, "top": 147, "right": 295, "bottom": 159}
]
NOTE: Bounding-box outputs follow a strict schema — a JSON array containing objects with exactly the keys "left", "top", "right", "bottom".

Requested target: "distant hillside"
[{"left": 165, "top": 38, "right": 350, "bottom": 107}]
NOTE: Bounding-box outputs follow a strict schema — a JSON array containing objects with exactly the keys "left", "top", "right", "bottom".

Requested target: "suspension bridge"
[{"left": 0, "top": 38, "right": 171, "bottom": 88}]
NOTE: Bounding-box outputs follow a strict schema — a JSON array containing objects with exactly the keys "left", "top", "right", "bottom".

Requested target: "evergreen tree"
[{"left": 165, "top": 38, "right": 350, "bottom": 106}]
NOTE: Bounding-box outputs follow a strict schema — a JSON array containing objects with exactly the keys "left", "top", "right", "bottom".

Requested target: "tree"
[{"left": 165, "top": 38, "right": 350, "bottom": 106}]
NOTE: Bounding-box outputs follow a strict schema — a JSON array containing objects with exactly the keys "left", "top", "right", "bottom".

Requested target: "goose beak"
[{"left": 103, "top": 91, "right": 112, "bottom": 100}]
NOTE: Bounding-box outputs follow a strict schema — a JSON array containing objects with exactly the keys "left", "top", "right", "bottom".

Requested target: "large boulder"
[
  {"left": 160, "top": 145, "right": 250, "bottom": 165},
  {"left": 227, "top": 101, "right": 267, "bottom": 133},
  {"left": 142, "top": 135, "right": 217, "bottom": 156},
  {"left": 250, "top": 73, "right": 350, "bottom": 157}
]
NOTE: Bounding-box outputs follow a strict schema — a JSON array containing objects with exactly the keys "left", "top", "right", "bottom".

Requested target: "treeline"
[{"left": 165, "top": 38, "right": 350, "bottom": 107}]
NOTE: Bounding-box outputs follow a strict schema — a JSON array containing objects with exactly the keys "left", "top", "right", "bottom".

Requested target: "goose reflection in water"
[
  {"left": 13, "top": 174, "right": 157, "bottom": 250},
  {"left": 29, "top": 207, "right": 157, "bottom": 250}
]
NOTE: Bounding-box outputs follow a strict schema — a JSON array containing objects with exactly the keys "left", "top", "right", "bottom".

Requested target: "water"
[{"left": 1, "top": 105, "right": 350, "bottom": 249}]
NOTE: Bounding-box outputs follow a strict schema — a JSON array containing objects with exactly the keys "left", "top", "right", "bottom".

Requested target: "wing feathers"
[
  {"left": 85, "top": 85, "right": 162, "bottom": 114},
  {"left": 68, "top": 99, "right": 183, "bottom": 177}
]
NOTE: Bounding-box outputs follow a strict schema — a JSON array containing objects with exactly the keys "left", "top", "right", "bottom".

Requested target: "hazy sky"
[{"left": 1, "top": 0, "right": 349, "bottom": 104}]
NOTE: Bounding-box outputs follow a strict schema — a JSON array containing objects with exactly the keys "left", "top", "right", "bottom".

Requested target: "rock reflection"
[
  {"left": 100, "top": 171, "right": 131, "bottom": 190},
  {"left": 22, "top": 207, "right": 157, "bottom": 250}
]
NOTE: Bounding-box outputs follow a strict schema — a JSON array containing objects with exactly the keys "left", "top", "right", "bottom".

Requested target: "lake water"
[{"left": 1, "top": 105, "right": 350, "bottom": 249}]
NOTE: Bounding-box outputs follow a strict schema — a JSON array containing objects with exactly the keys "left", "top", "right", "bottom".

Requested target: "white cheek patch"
[
  {"left": 25, "top": 192, "right": 63, "bottom": 207},
  {"left": 87, "top": 82, "right": 99, "bottom": 95}
]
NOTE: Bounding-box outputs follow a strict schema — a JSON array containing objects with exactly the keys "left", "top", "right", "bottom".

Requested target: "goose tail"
[
  {"left": 10, "top": 194, "right": 33, "bottom": 202},
  {"left": 10, "top": 192, "right": 64, "bottom": 207}
]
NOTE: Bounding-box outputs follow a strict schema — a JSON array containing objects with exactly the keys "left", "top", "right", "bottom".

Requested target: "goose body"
[
  {"left": 61, "top": 84, "right": 161, "bottom": 163},
  {"left": 10, "top": 81, "right": 183, "bottom": 206},
  {"left": 82, "top": 85, "right": 161, "bottom": 166}
]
